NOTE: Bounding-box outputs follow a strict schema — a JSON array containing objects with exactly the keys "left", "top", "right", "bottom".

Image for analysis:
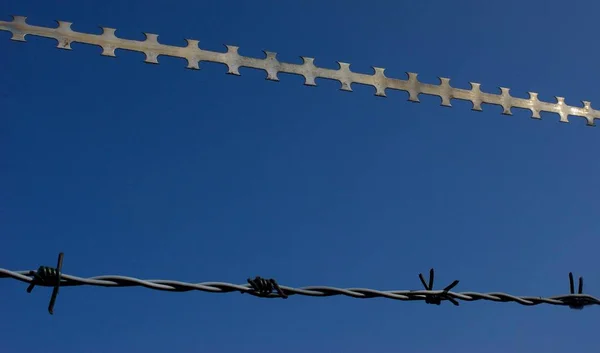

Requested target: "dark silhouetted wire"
[{"left": 2, "top": 255, "right": 597, "bottom": 315}]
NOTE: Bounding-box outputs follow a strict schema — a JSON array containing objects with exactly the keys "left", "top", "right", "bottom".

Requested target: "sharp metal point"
[{"left": 0, "top": 15, "right": 597, "bottom": 127}]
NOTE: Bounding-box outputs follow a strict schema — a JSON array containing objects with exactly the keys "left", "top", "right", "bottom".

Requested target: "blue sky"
[{"left": 1, "top": 0, "right": 599, "bottom": 352}]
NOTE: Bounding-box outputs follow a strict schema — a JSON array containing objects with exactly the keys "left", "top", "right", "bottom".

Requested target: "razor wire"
[
  {"left": 1, "top": 253, "right": 597, "bottom": 315},
  {"left": 2, "top": 16, "right": 599, "bottom": 316},
  {"left": 1, "top": 15, "right": 598, "bottom": 127}
]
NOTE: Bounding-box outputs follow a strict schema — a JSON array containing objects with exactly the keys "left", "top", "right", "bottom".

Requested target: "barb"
[
  {"left": 1, "top": 15, "right": 597, "bottom": 127},
  {"left": 565, "top": 272, "right": 593, "bottom": 310},
  {"left": 246, "top": 276, "right": 288, "bottom": 299},
  {"left": 26, "top": 252, "right": 63, "bottom": 315},
  {"left": 417, "top": 268, "right": 460, "bottom": 306},
  {"left": 1, "top": 262, "right": 598, "bottom": 313}
]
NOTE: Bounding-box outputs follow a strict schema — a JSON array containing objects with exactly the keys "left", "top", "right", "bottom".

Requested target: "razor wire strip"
[
  {"left": 1, "top": 254, "right": 597, "bottom": 315},
  {"left": 1, "top": 15, "right": 598, "bottom": 127}
]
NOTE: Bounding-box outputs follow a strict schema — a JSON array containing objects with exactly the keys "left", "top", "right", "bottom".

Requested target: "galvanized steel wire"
[
  {"left": 1, "top": 253, "right": 597, "bottom": 314},
  {"left": 1, "top": 15, "right": 599, "bottom": 127},
  {"left": 2, "top": 16, "right": 598, "bottom": 317}
]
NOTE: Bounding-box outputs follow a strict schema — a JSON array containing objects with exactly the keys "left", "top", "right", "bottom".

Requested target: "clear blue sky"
[{"left": 1, "top": 0, "right": 599, "bottom": 352}]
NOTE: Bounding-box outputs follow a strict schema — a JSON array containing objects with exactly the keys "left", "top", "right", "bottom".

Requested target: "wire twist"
[{"left": 1, "top": 254, "right": 598, "bottom": 314}]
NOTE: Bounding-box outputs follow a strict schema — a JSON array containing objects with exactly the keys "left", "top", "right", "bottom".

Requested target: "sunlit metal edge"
[{"left": 1, "top": 15, "right": 597, "bottom": 127}]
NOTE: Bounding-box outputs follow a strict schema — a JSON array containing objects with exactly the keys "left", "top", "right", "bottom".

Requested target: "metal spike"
[
  {"left": 0, "top": 15, "right": 597, "bottom": 127},
  {"left": 406, "top": 72, "right": 420, "bottom": 102},
  {"left": 224, "top": 45, "right": 240, "bottom": 75},
  {"left": 447, "top": 297, "right": 460, "bottom": 306},
  {"left": 499, "top": 87, "right": 513, "bottom": 115},
  {"left": 263, "top": 51, "right": 280, "bottom": 81},
  {"left": 184, "top": 39, "right": 200, "bottom": 70},
  {"left": 372, "top": 67, "right": 387, "bottom": 97},
  {"left": 48, "top": 252, "right": 63, "bottom": 315},
  {"left": 418, "top": 272, "right": 429, "bottom": 290},
  {"left": 438, "top": 77, "right": 452, "bottom": 107},
  {"left": 298, "top": 57, "right": 316, "bottom": 86},
  {"left": 569, "top": 272, "right": 575, "bottom": 294},
  {"left": 444, "top": 279, "right": 460, "bottom": 292},
  {"left": 428, "top": 268, "right": 434, "bottom": 290},
  {"left": 99, "top": 27, "right": 117, "bottom": 57},
  {"left": 56, "top": 20, "right": 72, "bottom": 30},
  {"left": 556, "top": 97, "right": 568, "bottom": 123},
  {"left": 337, "top": 62, "right": 353, "bottom": 92},
  {"left": 469, "top": 82, "right": 483, "bottom": 111},
  {"left": 528, "top": 92, "right": 541, "bottom": 119}
]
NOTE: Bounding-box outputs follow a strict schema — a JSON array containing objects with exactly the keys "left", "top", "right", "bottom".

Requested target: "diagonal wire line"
[
  {"left": 1, "top": 265, "right": 598, "bottom": 313},
  {"left": 0, "top": 15, "right": 598, "bottom": 127},
  {"left": 2, "top": 16, "right": 597, "bottom": 317}
]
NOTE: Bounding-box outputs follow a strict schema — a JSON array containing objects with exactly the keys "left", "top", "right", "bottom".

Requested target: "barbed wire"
[{"left": 1, "top": 253, "right": 598, "bottom": 315}]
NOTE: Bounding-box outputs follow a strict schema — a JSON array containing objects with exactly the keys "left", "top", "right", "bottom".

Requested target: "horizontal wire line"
[{"left": 1, "top": 268, "right": 598, "bottom": 307}]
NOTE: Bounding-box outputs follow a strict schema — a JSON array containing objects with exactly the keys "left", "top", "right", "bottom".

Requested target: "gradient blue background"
[{"left": 1, "top": 1, "right": 599, "bottom": 352}]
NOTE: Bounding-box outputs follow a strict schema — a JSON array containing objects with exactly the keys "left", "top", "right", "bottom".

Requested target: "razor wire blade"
[{"left": 1, "top": 15, "right": 598, "bottom": 127}]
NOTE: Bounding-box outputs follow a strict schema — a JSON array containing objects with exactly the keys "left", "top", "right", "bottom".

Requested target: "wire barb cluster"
[
  {"left": 1, "top": 253, "right": 598, "bottom": 315},
  {"left": 0, "top": 15, "right": 598, "bottom": 127},
  {"left": 25, "top": 253, "right": 63, "bottom": 315},
  {"left": 246, "top": 276, "right": 288, "bottom": 299},
  {"left": 418, "top": 268, "right": 460, "bottom": 306}
]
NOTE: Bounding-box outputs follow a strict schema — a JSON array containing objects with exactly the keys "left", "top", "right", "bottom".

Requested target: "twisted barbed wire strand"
[{"left": 2, "top": 266, "right": 597, "bottom": 310}]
